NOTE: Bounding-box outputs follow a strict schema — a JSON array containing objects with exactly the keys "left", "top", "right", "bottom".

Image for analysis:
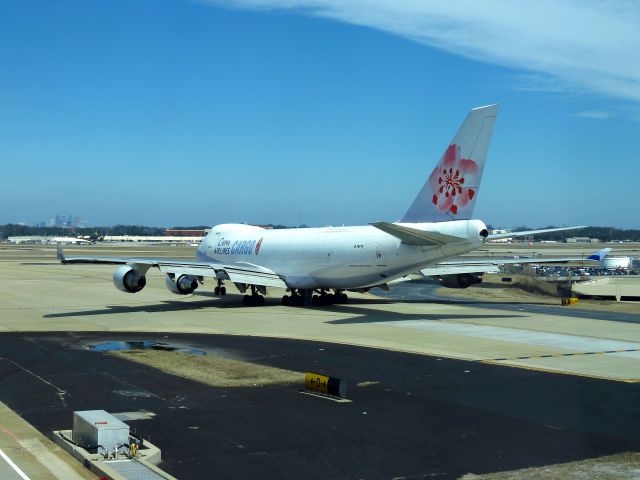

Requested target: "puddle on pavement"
[{"left": 88, "top": 340, "right": 206, "bottom": 355}]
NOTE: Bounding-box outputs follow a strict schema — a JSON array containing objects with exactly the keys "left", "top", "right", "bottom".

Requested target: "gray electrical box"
[{"left": 73, "top": 410, "right": 129, "bottom": 453}]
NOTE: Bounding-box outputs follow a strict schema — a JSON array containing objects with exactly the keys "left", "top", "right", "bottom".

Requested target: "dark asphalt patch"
[{"left": 0, "top": 332, "right": 638, "bottom": 479}]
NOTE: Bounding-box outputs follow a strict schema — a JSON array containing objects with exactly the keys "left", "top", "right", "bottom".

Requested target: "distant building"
[
  {"left": 566, "top": 237, "right": 599, "bottom": 244},
  {"left": 164, "top": 229, "right": 208, "bottom": 237},
  {"left": 103, "top": 235, "right": 203, "bottom": 244},
  {"left": 487, "top": 228, "right": 511, "bottom": 243},
  {"left": 8, "top": 236, "right": 47, "bottom": 244}
]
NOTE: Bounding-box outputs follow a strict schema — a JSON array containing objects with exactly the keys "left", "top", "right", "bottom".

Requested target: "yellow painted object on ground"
[
  {"left": 305, "top": 372, "right": 347, "bottom": 398},
  {"left": 561, "top": 297, "right": 579, "bottom": 306}
]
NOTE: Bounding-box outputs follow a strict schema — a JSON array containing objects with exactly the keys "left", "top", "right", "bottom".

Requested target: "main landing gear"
[
  {"left": 213, "top": 279, "right": 227, "bottom": 296},
  {"left": 312, "top": 290, "right": 348, "bottom": 306},
  {"left": 243, "top": 285, "right": 265, "bottom": 306},
  {"left": 281, "top": 289, "right": 348, "bottom": 307},
  {"left": 281, "top": 291, "right": 305, "bottom": 307}
]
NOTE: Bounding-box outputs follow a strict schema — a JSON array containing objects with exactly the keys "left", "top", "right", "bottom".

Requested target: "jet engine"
[
  {"left": 113, "top": 266, "right": 147, "bottom": 293},
  {"left": 437, "top": 273, "right": 483, "bottom": 289},
  {"left": 165, "top": 274, "right": 199, "bottom": 295}
]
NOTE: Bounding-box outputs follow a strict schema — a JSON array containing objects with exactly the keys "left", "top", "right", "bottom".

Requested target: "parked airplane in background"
[
  {"left": 50, "top": 236, "right": 93, "bottom": 245},
  {"left": 58, "top": 104, "right": 591, "bottom": 306},
  {"left": 76, "top": 233, "right": 105, "bottom": 243}
]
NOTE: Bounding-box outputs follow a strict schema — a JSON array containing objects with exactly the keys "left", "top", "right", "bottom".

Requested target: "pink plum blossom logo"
[{"left": 429, "top": 143, "right": 478, "bottom": 215}]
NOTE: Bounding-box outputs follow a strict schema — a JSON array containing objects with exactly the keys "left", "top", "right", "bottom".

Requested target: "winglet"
[
  {"left": 56, "top": 243, "right": 66, "bottom": 263},
  {"left": 587, "top": 247, "right": 612, "bottom": 261}
]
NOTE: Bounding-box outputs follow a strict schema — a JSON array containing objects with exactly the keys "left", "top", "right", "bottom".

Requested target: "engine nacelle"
[
  {"left": 113, "top": 265, "right": 146, "bottom": 293},
  {"left": 437, "top": 273, "right": 483, "bottom": 289},
  {"left": 165, "top": 274, "right": 199, "bottom": 295}
]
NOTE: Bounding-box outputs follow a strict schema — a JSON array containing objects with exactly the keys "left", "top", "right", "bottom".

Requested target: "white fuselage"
[{"left": 197, "top": 220, "right": 487, "bottom": 290}]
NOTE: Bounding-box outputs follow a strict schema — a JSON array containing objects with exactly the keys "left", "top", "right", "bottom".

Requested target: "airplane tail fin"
[
  {"left": 400, "top": 104, "right": 498, "bottom": 223},
  {"left": 56, "top": 243, "right": 66, "bottom": 263},
  {"left": 587, "top": 247, "right": 612, "bottom": 261}
]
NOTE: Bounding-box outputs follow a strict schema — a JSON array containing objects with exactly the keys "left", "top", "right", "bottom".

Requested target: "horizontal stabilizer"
[
  {"left": 488, "top": 226, "right": 586, "bottom": 240},
  {"left": 370, "top": 222, "right": 465, "bottom": 246}
]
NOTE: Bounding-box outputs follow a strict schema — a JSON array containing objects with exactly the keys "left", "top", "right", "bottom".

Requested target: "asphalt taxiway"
[
  {"left": 0, "top": 244, "right": 639, "bottom": 478},
  {"left": 379, "top": 279, "right": 640, "bottom": 324},
  {"left": 1, "top": 332, "right": 639, "bottom": 479}
]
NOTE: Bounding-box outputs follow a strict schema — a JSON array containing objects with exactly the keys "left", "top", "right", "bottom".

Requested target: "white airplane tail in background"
[{"left": 400, "top": 104, "right": 498, "bottom": 223}]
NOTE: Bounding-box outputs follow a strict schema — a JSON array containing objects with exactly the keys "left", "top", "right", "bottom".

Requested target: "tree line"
[
  {"left": 0, "top": 223, "right": 310, "bottom": 239},
  {"left": 2, "top": 223, "right": 639, "bottom": 241}
]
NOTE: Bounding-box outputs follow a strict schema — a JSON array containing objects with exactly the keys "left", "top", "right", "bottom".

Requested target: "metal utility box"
[{"left": 73, "top": 410, "right": 129, "bottom": 453}]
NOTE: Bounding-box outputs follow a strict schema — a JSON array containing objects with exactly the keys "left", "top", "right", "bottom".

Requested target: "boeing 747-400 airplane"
[{"left": 58, "top": 104, "right": 596, "bottom": 306}]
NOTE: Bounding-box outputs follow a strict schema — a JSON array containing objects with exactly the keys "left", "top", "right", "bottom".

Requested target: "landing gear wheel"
[
  {"left": 244, "top": 294, "right": 264, "bottom": 306},
  {"left": 312, "top": 295, "right": 320, "bottom": 306},
  {"left": 282, "top": 295, "right": 290, "bottom": 306},
  {"left": 215, "top": 280, "right": 226, "bottom": 296}
]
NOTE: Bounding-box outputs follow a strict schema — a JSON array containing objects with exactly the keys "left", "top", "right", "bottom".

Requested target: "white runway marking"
[
  {"left": 383, "top": 320, "right": 640, "bottom": 358},
  {"left": 0, "top": 447, "right": 31, "bottom": 480}
]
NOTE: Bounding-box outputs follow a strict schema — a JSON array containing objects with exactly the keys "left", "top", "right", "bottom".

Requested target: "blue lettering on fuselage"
[{"left": 217, "top": 239, "right": 257, "bottom": 256}]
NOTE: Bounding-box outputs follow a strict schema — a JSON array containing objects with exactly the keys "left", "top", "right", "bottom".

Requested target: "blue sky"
[{"left": 1, "top": 0, "right": 638, "bottom": 228}]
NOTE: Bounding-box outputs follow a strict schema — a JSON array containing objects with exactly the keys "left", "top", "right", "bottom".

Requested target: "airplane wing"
[
  {"left": 56, "top": 245, "right": 288, "bottom": 288},
  {"left": 419, "top": 247, "right": 611, "bottom": 277},
  {"left": 487, "top": 226, "right": 586, "bottom": 240}
]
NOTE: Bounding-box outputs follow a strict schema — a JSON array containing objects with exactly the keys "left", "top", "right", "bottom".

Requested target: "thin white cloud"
[
  {"left": 572, "top": 110, "right": 613, "bottom": 119},
  {"left": 206, "top": 0, "right": 640, "bottom": 102}
]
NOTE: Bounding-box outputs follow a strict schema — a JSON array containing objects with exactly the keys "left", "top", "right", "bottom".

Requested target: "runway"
[{"left": 0, "top": 244, "right": 639, "bottom": 478}]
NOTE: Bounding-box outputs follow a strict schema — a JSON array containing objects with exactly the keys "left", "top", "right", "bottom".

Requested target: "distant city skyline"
[{"left": 1, "top": 1, "right": 638, "bottom": 228}]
